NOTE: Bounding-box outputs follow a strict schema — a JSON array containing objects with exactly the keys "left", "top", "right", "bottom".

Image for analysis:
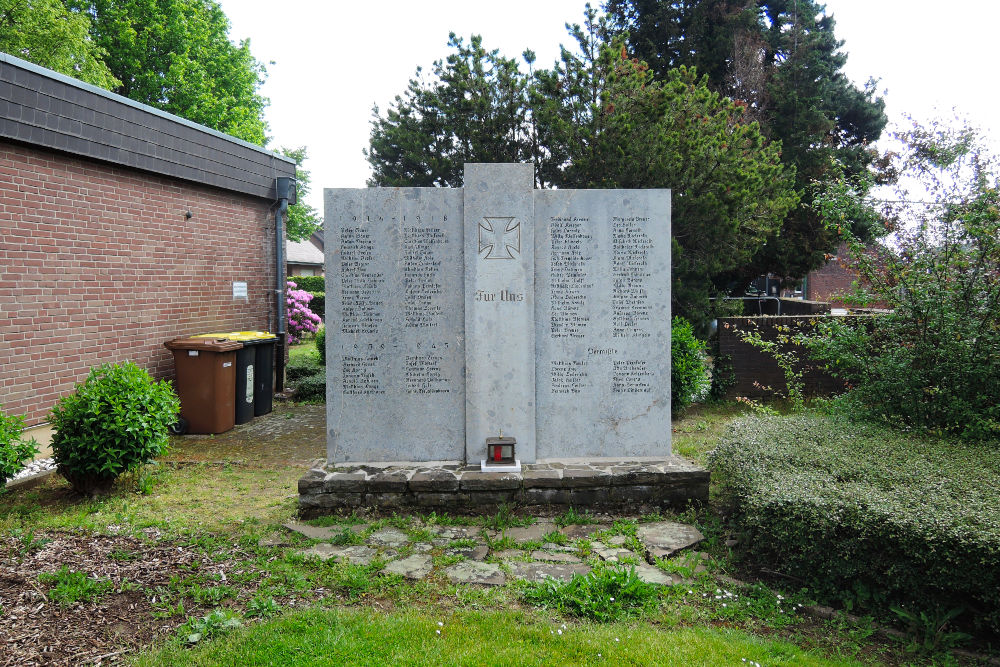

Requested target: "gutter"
[{"left": 274, "top": 177, "right": 297, "bottom": 392}]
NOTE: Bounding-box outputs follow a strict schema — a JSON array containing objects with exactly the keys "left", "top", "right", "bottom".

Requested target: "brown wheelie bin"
[{"left": 164, "top": 336, "right": 243, "bottom": 434}]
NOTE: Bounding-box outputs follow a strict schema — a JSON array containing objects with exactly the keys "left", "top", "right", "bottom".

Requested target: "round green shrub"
[
  {"left": 49, "top": 362, "right": 179, "bottom": 495},
  {"left": 315, "top": 326, "right": 326, "bottom": 366},
  {"left": 0, "top": 406, "right": 39, "bottom": 485},
  {"left": 671, "top": 316, "right": 708, "bottom": 417}
]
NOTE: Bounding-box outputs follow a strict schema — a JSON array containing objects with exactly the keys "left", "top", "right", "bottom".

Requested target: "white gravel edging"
[{"left": 6, "top": 457, "right": 57, "bottom": 486}]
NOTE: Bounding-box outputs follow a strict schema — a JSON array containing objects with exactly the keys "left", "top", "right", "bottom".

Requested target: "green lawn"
[
  {"left": 137, "top": 607, "right": 865, "bottom": 667},
  {"left": 288, "top": 339, "right": 320, "bottom": 364},
  {"left": 670, "top": 401, "right": 752, "bottom": 464}
]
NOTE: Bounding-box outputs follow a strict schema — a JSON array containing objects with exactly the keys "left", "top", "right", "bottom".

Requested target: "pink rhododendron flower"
[{"left": 285, "top": 284, "right": 321, "bottom": 343}]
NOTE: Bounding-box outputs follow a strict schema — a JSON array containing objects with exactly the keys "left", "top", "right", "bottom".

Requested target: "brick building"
[
  {"left": 0, "top": 53, "right": 296, "bottom": 426},
  {"left": 803, "top": 242, "right": 891, "bottom": 309},
  {"left": 804, "top": 242, "right": 860, "bottom": 307}
]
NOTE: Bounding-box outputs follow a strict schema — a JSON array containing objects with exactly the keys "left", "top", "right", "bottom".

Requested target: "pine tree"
[
  {"left": 606, "top": 0, "right": 888, "bottom": 290},
  {"left": 366, "top": 19, "right": 797, "bottom": 323}
]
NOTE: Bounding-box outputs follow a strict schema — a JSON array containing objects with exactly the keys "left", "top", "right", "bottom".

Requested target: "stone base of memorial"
[{"left": 297, "top": 458, "right": 708, "bottom": 517}]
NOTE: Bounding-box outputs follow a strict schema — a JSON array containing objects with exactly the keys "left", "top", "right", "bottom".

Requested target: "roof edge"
[{"left": 0, "top": 51, "right": 294, "bottom": 167}]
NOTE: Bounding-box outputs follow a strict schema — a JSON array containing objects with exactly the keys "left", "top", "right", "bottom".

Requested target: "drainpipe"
[{"left": 274, "top": 176, "right": 297, "bottom": 393}]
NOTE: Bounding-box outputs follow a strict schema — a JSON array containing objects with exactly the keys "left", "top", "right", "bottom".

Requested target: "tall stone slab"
[
  {"left": 325, "top": 187, "right": 465, "bottom": 463},
  {"left": 463, "top": 163, "right": 536, "bottom": 463},
  {"left": 534, "top": 190, "right": 671, "bottom": 458}
]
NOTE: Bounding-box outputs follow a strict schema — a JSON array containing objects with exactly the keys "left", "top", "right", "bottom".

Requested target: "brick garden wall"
[
  {"left": 739, "top": 297, "right": 830, "bottom": 316},
  {"left": 0, "top": 141, "right": 277, "bottom": 425},
  {"left": 717, "top": 316, "right": 851, "bottom": 399}
]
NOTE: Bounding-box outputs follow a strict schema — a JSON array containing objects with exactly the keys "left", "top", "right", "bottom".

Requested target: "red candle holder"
[{"left": 485, "top": 436, "right": 516, "bottom": 465}]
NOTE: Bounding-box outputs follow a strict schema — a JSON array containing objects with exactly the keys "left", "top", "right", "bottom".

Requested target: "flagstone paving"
[
  {"left": 383, "top": 554, "right": 433, "bottom": 579},
  {"left": 508, "top": 561, "right": 592, "bottom": 583},
  {"left": 637, "top": 522, "right": 705, "bottom": 559},
  {"left": 504, "top": 521, "right": 557, "bottom": 542},
  {"left": 633, "top": 563, "right": 678, "bottom": 586},
  {"left": 592, "top": 544, "right": 639, "bottom": 563},
  {"left": 284, "top": 519, "right": 705, "bottom": 585},
  {"left": 447, "top": 544, "right": 490, "bottom": 560},
  {"left": 530, "top": 550, "right": 582, "bottom": 563},
  {"left": 298, "top": 544, "right": 378, "bottom": 565},
  {"left": 443, "top": 561, "right": 505, "bottom": 586},
  {"left": 560, "top": 523, "right": 609, "bottom": 539},
  {"left": 368, "top": 527, "right": 411, "bottom": 548}
]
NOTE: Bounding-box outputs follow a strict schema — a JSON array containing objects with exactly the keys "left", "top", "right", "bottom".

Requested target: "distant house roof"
[
  {"left": 0, "top": 52, "right": 295, "bottom": 200},
  {"left": 286, "top": 238, "right": 324, "bottom": 266}
]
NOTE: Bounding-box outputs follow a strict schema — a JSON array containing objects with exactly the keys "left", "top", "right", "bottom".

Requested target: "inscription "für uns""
[{"left": 474, "top": 289, "right": 524, "bottom": 302}]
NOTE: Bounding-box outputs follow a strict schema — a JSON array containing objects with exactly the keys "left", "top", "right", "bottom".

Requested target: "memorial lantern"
[{"left": 485, "top": 435, "right": 516, "bottom": 465}]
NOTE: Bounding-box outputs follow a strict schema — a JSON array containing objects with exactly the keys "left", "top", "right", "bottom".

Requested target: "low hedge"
[
  {"left": 294, "top": 371, "right": 326, "bottom": 401},
  {"left": 290, "top": 275, "right": 324, "bottom": 292},
  {"left": 286, "top": 358, "right": 320, "bottom": 382},
  {"left": 709, "top": 414, "right": 1000, "bottom": 635}
]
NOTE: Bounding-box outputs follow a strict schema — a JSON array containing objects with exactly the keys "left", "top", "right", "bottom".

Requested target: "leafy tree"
[
  {"left": 606, "top": 0, "right": 888, "bottom": 289},
  {"left": 280, "top": 146, "right": 321, "bottom": 242},
  {"left": 807, "top": 120, "right": 1000, "bottom": 440},
  {"left": 0, "top": 0, "right": 117, "bottom": 88},
  {"left": 68, "top": 0, "right": 269, "bottom": 145}
]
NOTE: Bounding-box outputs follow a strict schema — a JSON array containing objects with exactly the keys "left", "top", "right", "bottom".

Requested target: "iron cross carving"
[{"left": 478, "top": 217, "right": 521, "bottom": 260}]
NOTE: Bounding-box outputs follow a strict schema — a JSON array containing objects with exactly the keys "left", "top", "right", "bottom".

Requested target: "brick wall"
[
  {"left": 717, "top": 316, "right": 850, "bottom": 399},
  {"left": 0, "top": 141, "right": 278, "bottom": 425}
]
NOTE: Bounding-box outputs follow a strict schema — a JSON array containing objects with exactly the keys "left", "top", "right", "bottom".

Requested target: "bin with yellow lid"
[{"left": 193, "top": 331, "right": 278, "bottom": 419}]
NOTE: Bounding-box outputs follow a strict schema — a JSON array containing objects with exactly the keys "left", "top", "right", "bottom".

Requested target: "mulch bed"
[{"left": 0, "top": 531, "right": 260, "bottom": 666}]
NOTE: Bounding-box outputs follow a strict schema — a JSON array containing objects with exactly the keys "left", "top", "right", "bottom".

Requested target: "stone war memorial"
[{"left": 298, "top": 164, "right": 708, "bottom": 513}]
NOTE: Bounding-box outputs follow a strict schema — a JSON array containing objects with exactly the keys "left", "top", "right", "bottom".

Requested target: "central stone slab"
[
  {"left": 465, "top": 164, "right": 536, "bottom": 462},
  {"left": 325, "top": 164, "right": 670, "bottom": 465}
]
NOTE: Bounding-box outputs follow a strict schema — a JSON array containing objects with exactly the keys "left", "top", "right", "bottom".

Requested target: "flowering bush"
[{"left": 286, "top": 281, "right": 322, "bottom": 343}]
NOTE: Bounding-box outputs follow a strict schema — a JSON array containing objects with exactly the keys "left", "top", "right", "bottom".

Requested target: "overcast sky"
[{"left": 217, "top": 1, "right": 999, "bottom": 213}]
